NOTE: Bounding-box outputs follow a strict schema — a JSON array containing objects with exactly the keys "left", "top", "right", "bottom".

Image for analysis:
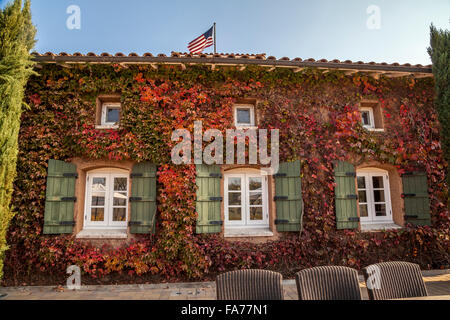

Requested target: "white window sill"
[
  {"left": 361, "top": 223, "right": 402, "bottom": 232},
  {"left": 95, "top": 124, "right": 119, "bottom": 130},
  {"left": 76, "top": 229, "right": 128, "bottom": 239},
  {"left": 365, "top": 128, "right": 384, "bottom": 132},
  {"left": 224, "top": 228, "right": 273, "bottom": 238},
  {"left": 234, "top": 125, "right": 257, "bottom": 130}
]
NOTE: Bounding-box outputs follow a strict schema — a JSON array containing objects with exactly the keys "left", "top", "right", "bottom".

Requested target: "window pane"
[
  {"left": 358, "top": 190, "right": 367, "bottom": 203},
  {"left": 359, "top": 204, "right": 368, "bottom": 217},
  {"left": 114, "top": 178, "right": 127, "bottom": 191},
  {"left": 372, "top": 176, "right": 384, "bottom": 189},
  {"left": 91, "top": 194, "right": 105, "bottom": 206},
  {"left": 228, "top": 193, "right": 241, "bottom": 205},
  {"left": 92, "top": 178, "right": 106, "bottom": 191},
  {"left": 250, "top": 207, "right": 263, "bottom": 220},
  {"left": 248, "top": 177, "right": 262, "bottom": 191},
  {"left": 236, "top": 108, "right": 251, "bottom": 124},
  {"left": 113, "top": 208, "right": 126, "bottom": 221},
  {"left": 361, "top": 111, "right": 370, "bottom": 125},
  {"left": 373, "top": 190, "right": 385, "bottom": 202},
  {"left": 357, "top": 177, "right": 366, "bottom": 189},
  {"left": 106, "top": 108, "right": 120, "bottom": 123},
  {"left": 228, "top": 207, "right": 241, "bottom": 221},
  {"left": 228, "top": 177, "right": 241, "bottom": 191},
  {"left": 375, "top": 204, "right": 386, "bottom": 216},
  {"left": 91, "top": 208, "right": 104, "bottom": 221},
  {"left": 249, "top": 192, "right": 262, "bottom": 205},
  {"left": 113, "top": 192, "right": 127, "bottom": 206}
]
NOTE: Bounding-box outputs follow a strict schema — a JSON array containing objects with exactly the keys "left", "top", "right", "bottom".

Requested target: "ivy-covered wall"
[{"left": 2, "top": 63, "right": 449, "bottom": 285}]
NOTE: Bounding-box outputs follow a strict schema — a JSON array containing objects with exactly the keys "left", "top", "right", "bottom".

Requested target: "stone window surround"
[
  {"left": 356, "top": 161, "right": 405, "bottom": 231},
  {"left": 95, "top": 94, "right": 122, "bottom": 129},
  {"left": 359, "top": 100, "right": 385, "bottom": 132},
  {"left": 219, "top": 165, "right": 281, "bottom": 243},
  {"left": 71, "top": 158, "right": 136, "bottom": 240}
]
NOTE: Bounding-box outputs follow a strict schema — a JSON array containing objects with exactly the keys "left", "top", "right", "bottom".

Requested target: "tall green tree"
[
  {"left": 0, "top": 0, "right": 36, "bottom": 280},
  {"left": 428, "top": 24, "right": 450, "bottom": 191}
]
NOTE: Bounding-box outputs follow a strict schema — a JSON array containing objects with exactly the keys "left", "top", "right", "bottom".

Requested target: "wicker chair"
[
  {"left": 216, "top": 269, "right": 284, "bottom": 300},
  {"left": 295, "top": 266, "right": 362, "bottom": 300},
  {"left": 362, "top": 261, "right": 428, "bottom": 300}
]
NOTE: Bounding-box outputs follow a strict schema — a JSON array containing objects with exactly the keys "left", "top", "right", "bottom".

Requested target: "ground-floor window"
[
  {"left": 357, "top": 168, "right": 393, "bottom": 225},
  {"left": 224, "top": 172, "right": 269, "bottom": 231},
  {"left": 84, "top": 169, "right": 129, "bottom": 230}
]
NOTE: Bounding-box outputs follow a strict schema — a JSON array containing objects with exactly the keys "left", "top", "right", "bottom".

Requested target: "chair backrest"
[
  {"left": 216, "top": 269, "right": 284, "bottom": 300},
  {"left": 362, "top": 261, "right": 428, "bottom": 300},
  {"left": 295, "top": 266, "right": 362, "bottom": 300}
]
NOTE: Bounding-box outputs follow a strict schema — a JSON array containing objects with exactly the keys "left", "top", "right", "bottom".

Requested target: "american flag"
[{"left": 188, "top": 26, "right": 214, "bottom": 54}]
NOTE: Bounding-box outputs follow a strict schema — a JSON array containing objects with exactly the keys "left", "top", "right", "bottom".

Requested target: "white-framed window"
[
  {"left": 359, "top": 106, "right": 375, "bottom": 129},
  {"left": 101, "top": 103, "right": 121, "bottom": 127},
  {"left": 84, "top": 169, "right": 129, "bottom": 230},
  {"left": 357, "top": 168, "right": 393, "bottom": 224},
  {"left": 234, "top": 104, "right": 255, "bottom": 127},
  {"left": 224, "top": 172, "right": 269, "bottom": 229}
]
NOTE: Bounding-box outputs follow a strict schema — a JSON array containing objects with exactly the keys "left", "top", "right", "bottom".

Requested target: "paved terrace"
[{"left": 1, "top": 270, "right": 449, "bottom": 300}]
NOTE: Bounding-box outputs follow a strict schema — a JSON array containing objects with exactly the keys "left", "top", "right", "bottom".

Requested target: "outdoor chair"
[
  {"left": 362, "top": 261, "right": 428, "bottom": 300},
  {"left": 216, "top": 269, "right": 284, "bottom": 300},
  {"left": 295, "top": 266, "right": 362, "bottom": 300}
]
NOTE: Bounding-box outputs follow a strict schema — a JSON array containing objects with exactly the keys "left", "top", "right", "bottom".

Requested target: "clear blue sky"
[{"left": 9, "top": 0, "right": 450, "bottom": 64}]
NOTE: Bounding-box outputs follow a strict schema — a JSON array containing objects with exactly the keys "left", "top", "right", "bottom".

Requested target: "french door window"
[
  {"left": 84, "top": 170, "right": 128, "bottom": 229},
  {"left": 357, "top": 169, "right": 393, "bottom": 224},
  {"left": 224, "top": 173, "right": 269, "bottom": 228}
]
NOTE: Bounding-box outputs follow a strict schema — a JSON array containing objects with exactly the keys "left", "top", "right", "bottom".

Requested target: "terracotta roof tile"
[{"left": 31, "top": 51, "right": 433, "bottom": 75}]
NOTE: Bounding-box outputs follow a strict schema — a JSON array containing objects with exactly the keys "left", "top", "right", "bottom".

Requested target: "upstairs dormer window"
[
  {"left": 360, "top": 106, "right": 375, "bottom": 129},
  {"left": 359, "top": 101, "right": 384, "bottom": 131},
  {"left": 234, "top": 104, "right": 255, "bottom": 127},
  {"left": 101, "top": 103, "right": 121, "bottom": 127}
]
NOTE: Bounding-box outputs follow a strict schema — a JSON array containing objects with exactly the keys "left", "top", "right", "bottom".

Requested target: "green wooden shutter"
[
  {"left": 334, "top": 161, "right": 359, "bottom": 230},
  {"left": 196, "top": 164, "right": 222, "bottom": 234},
  {"left": 274, "top": 160, "right": 303, "bottom": 232},
  {"left": 43, "top": 159, "right": 77, "bottom": 234},
  {"left": 129, "top": 162, "right": 157, "bottom": 234},
  {"left": 402, "top": 171, "right": 431, "bottom": 226}
]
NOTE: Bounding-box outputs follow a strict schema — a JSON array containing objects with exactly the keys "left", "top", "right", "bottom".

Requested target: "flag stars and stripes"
[{"left": 188, "top": 26, "right": 214, "bottom": 54}]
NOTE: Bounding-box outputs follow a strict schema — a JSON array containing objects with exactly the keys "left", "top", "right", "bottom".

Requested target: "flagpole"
[{"left": 213, "top": 22, "right": 216, "bottom": 54}]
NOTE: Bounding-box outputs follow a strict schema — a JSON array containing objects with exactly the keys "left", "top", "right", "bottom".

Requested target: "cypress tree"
[
  {"left": 428, "top": 24, "right": 450, "bottom": 193},
  {"left": 0, "top": 0, "right": 36, "bottom": 280}
]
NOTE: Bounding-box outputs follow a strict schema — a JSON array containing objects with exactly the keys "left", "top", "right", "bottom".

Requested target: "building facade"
[{"left": 3, "top": 52, "right": 448, "bottom": 283}]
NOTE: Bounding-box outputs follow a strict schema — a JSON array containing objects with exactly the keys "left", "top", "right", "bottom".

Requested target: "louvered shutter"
[
  {"left": 129, "top": 162, "right": 157, "bottom": 234},
  {"left": 274, "top": 160, "right": 303, "bottom": 232},
  {"left": 402, "top": 171, "right": 431, "bottom": 226},
  {"left": 196, "top": 164, "right": 222, "bottom": 234},
  {"left": 43, "top": 160, "right": 77, "bottom": 234},
  {"left": 334, "top": 161, "right": 359, "bottom": 229}
]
